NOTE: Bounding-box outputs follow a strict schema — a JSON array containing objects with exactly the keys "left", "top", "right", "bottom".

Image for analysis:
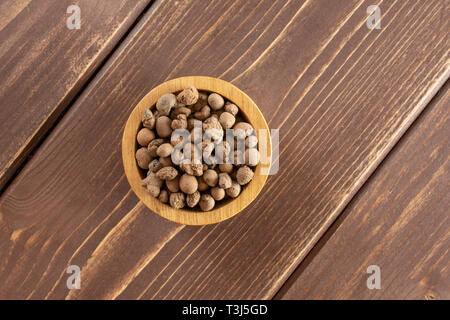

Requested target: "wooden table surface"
[{"left": 0, "top": 0, "right": 448, "bottom": 300}]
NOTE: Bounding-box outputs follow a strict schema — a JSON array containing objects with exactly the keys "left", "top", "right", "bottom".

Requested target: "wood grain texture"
[
  {"left": 122, "top": 76, "right": 271, "bottom": 225},
  {"left": 276, "top": 82, "right": 450, "bottom": 300},
  {"left": 0, "top": 0, "right": 448, "bottom": 299},
  {"left": 0, "top": 0, "right": 151, "bottom": 190}
]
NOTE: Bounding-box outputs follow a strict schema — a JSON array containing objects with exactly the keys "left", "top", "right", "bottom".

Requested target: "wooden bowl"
[{"left": 122, "top": 76, "right": 271, "bottom": 225}]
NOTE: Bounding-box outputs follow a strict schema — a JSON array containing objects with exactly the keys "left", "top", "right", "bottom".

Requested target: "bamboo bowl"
[{"left": 122, "top": 76, "right": 271, "bottom": 225}]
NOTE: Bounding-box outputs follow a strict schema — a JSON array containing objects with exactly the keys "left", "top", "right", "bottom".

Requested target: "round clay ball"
[
  {"left": 156, "top": 166, "right": 178, "bottom": 180},
  {"left": 218, "top": 172, "right": 232, "bottom": 189},
  {"left": 149, "top": 159, "right": 163, "bottom": 172},
  {"left": 179, "top": 174, "right": 198, "bottom": 194},
  {"left": 142, "top": 172, "right": 162, "bottom": 198},
  {"left": 156, "top": 93, "right": 177, "bottom": 116},
  {"left": 186, "top": 191, "right": 201, "bottom": 207},
  {"left": 159, "top": 156, "right": 173, "bottom": 167},
  {"left": 219, "top": 163, "right": 234, "bottom": 173},
  {"left": 146, "top": 184, "right": 160, "bottom": 198},
  {"left": 224, "top": 102, "right": 238, "bottom": 116},
  {"left": 233, "top": 122, "right": 255, "bottom": 140},
  {"left": 225, "top": 181, "right": 241, "bottom": 198},
  {"left": 158, "top": 190, "right": 169, "bottom": 203},
  {"left": 136, "top": 147, "right": 152, "bottom": 169},
  {"left": 245, "top": 148, "right": 260, "bottom": 166},
  {"left": 219, "top": 112, "right": 235, "bottom": 130},
  {"left": 236, "top": 166, "right": 254, "bottom": 185},
  {"left": 171, "top": 114, "right": 188, "bottom": 130},
  {"left": 233, "top": 122, "right": 254, "bottom": 133},
  {"left": 137, "top": 128, "right": 155, "bottom": 146},
  {"left": 192, "top": 92, "right": 208, "bottom": 111},
  {"left": 148, "top": 138, "right": 164, "bottom": 157},
  {"left": 197, "top": 176, "right": 209, "bottom": 191},
  {"left": 203, "top": 169, "right": 218, "bottom": 187},
  {"left": 142, "top": 109, "right": 156, "bottom": 129},
  {"left": 141, "top": 171, "right": 163, "bottom": 188},
  {"left": 166, "top": 176, "right": 180, "bottom": 193},
  {"left": 210, "top": 187, "right": 225, "bottom": 201},
  {"left": 194, "top": 105, "right": 211, "bottom": 120},
  {"left": 245, "top": 135, "right": 258, "bottom": 148},
  {"left": 156, "top": 143, "right": 173, "bottom": 158},
  {"left": 169, "top": 192, "right": 185, "bottom": 209},
  {"left": 208, "top": 93, "right": 224, "bottom": 110},
  {"left": 177, "top": 86, "right": 199, "bottom": 105},
  {"left": 199, "top": 194, "right": 215, "bottom": 211},
  {"left": 156, "top": 116, "right": 172, "bottom": 138}
]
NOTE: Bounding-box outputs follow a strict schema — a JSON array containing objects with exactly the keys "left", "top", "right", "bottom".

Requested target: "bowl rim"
[{"left": 122, "top": 76, "right": 271, "bottom": 225}]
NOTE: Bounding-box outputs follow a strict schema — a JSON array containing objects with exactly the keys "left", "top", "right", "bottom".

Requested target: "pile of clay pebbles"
[{"left": 136, "top": 86, "right": 260, "bottom": 211}]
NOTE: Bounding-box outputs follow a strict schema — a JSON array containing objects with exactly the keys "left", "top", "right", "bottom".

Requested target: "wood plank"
[
  {"left": 276, "top": 82, "right": 450, "bottom": 300},
  {"left": 0, "top": 0, "right": 448, "bottom": 299},
  {"left": 0, "top": 0, "right": 151, "bottom": 190}
]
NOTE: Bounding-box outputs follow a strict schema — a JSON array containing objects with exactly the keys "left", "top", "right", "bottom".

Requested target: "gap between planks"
[
  {"left": 0, "top": 0, "right": 160, "bottom": 196},
  {"left": 272, "top": 77, "right": 450, "bottom": 299}
]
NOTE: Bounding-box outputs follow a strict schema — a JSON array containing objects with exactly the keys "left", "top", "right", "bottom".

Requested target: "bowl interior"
[{"left": 122, "top": 76, "right": 271, "bottom": 225}]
